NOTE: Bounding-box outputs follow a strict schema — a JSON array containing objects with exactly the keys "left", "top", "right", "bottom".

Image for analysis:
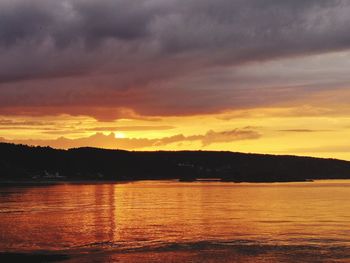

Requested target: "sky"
[{"left": 1, "top": 0, "right": 350, "bottom": 160}]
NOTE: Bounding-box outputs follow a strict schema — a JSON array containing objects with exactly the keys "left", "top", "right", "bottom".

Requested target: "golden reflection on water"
[{"left": 1, "top": 180, "right": 350, "bottom": 261}]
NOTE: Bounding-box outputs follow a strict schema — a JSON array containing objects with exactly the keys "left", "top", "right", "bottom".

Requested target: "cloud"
[
  {"left": 278, "top": 129, "right": 330, "bottom": 133},
  {"left": 200, "top": 129, "right": 260, "bottom": 146},
  {"left": 1, "top": 0, "right": 350, "bottom": 119},
  {"left": 86, "top": 125, "right": 175, "bottom": 132},
  {"left": 36, "top": 125, "right": 175, "bottom": 135},
  {"left": 0, "top": 128, "right": 260, "bottom": 149},
  {"left": 0, "top": 119, "right": 54, "bottom": 126}
]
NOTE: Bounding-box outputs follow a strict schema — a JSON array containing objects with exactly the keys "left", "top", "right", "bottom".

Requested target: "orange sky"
[
  {"left": 1, "top": 1, "right": 350, "bottom": 160},
  {"left": 1, "top": 100, "right": 350, "bottom": 160},
  {"left": 2, "top": 52, "right": 350, "bottom": 159}
]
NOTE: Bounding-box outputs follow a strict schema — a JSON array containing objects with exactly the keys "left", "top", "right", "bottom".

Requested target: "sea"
[{"left": 1, "top": 180, "right": 350, "bottom": 262}]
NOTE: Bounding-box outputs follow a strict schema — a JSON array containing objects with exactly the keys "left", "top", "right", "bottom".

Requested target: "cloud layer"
[
  {"left": 0, "top": 128, "right": 260, "bottom": 149},
  {"left": 1, "top": 0, "right": 350, "bottom": 119}
]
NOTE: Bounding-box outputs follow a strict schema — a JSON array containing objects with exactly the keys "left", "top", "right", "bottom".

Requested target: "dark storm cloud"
[
  {"left": 0, "top": 0, "right": 153, "bottom": 47},
  {"left": 1, "top": 0, "right": 350, "bottom": 119}
]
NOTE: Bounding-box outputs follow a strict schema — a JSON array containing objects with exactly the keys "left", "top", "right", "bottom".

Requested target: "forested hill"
[{"left": 1, "top": 142, "right": 350, "bottom": 182}]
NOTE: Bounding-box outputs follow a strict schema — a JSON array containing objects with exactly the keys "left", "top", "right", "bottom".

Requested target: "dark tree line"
[{"left": 1, "top": 142, "right": 350, "bottom": 182}]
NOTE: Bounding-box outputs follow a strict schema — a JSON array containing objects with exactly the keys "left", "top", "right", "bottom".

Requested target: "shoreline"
[
  {"left": 3, "top": 178, "right": 350, "bottom": 187},
  {"left": 0, "top": 180, "right": 137, "bottom": 187},
  {"left": 0, "top": 178, "right": 323, "bottom": 187}
]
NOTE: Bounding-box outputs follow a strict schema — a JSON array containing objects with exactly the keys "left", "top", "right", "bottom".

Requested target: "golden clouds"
[
  {"left": 0, "top": 128, "right": 261, "bottom": 150},
  {"left": 1, "top": 104, "right": 350, "bottom": 160}
]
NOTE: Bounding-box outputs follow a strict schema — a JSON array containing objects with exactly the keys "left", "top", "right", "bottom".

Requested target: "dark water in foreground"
[{"left": 1, "top": 180, "right": 350, "bottom": 262}]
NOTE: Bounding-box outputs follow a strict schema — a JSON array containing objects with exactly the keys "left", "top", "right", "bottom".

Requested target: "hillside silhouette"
[{"left": 1, "top": 142, "right": 350, "bottom": 183}]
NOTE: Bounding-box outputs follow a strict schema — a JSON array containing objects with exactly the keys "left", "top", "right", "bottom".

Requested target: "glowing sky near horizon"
[{"left": 1, "top": 0, "right": 350, "bottom": 159}]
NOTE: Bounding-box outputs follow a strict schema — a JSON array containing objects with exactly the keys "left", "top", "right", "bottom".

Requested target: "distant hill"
[{"left": 1, "top": 142, "right": 350, "bottom": 182}]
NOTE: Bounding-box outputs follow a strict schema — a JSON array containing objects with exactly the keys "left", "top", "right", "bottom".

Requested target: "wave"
[
  {"left": 5, "top": 240, "right": 350, "bottom": 263},
  {"left": 73, "top": 238, "right": 350, "bottom": 255}
]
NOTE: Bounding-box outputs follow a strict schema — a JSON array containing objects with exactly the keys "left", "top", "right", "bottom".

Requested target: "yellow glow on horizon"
[
  {"left": 1, "top": 104, "right": 350, "bottom": 160},
  {"left": 114, "top": 132, "right": 126, "bottom": 139}
]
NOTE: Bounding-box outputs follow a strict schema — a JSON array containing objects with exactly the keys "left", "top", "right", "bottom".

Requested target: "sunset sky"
[{"left": 1, "top": 0, "right": 350, "bottom": 159}]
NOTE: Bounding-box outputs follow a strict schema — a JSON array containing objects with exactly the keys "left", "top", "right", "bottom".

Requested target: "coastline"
[
  {"left": 0, "top": 180, "right": 136, "bottom": 187},
  {"left": 0, "top": 178, "right": 317, "bottom": 187}
]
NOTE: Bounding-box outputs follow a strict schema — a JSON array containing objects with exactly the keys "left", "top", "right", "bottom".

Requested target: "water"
[{"left": 1, "top": 180, "right": 350, "bottom": 262}]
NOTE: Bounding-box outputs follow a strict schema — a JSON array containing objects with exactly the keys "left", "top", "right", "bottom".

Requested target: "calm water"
[{"left": 1, "top": 180, "right": 350, "bottom": 262}]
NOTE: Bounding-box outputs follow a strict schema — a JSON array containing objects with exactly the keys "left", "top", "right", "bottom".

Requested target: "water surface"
[{"left": 1, "top": 180, "right": 350, "bottom": 262}]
